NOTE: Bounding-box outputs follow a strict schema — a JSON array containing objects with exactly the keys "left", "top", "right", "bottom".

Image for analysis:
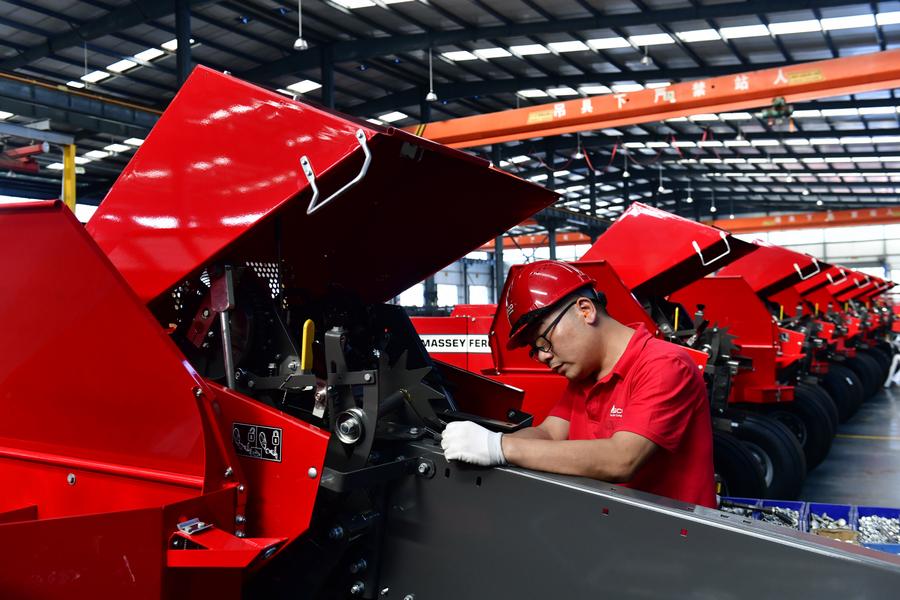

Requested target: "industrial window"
[
  {"left": 469, "top": 285, "right": 490, "bottom": 304},
  {"left": 437, "top": 284, "right": 458, "bottom": 306},
  {"left": 398, "top": 284, "right": 424, "bottom": 307}
]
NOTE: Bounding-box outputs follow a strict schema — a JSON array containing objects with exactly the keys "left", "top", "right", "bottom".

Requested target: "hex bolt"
[
  {"left": 363, "top": 373, "right": 373, "bottom": 382},
  {"left": 207, "top": 330, "right": 215, "bottom": 338},
  {"left": 66, "top": 473, "right": 76, "bottom": 486},
  {"left": 193, "top": 387, "right": 203, "bottom": 399},
  {"left": 308, "top": 467, "right": 318, "bottom": 479},
  {"left": 235, "top": 531, "right": 246, "bottom": 538},
  {"left": 289, "top": 361, "right": 298, "bottom": 371},
  {"left": 417, "top": 463, "right": 429, "bottom": 475},
  {"left": 202, "top": 308, "right": 210, "bottom": 319},
  {"left": 408, "top": 427, "right": 420, "bottom": 436},
  {"left": 238, "top": 484, "right": 245, "bottom": 493},
  {"left": 350, "top": 582, "right": 365, "bottom": 595},
  {"left": 329, "top": 526, "right": 345, "bottom": 540},
  {"left": 235, "top": 515, "right": 246, "bottom": 524},
  {"left": 349, "top": 558, "right": 368, "bottom": 574},
  {"left": 224, "top": 466, "right": 234, "bottom": 478}
]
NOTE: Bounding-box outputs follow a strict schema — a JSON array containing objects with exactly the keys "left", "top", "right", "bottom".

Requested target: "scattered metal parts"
[
  {"left": 810, "top": 512, "right": 850, "bottom": 531},
  {"left": 859, "top": 516, "right": 900, "bottom": 543},
  {"left": 761, "top": 507, "right": 800, "bottom": 529}
]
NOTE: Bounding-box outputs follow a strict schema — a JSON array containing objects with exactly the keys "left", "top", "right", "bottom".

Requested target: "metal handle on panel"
[
  {"left": 691, "top": 231, "right": 731, "bottom": 267},
  {"left": 792, "top": 257, "right": 820, "bottom": 281},
  {"left": 301, "top": 129, "right": 372, "bottom": 215},
  {"left": 826, "top": 269, "right": 847, "bottom": 285}
]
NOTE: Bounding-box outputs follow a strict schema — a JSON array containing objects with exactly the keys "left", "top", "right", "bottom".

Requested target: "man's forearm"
[
  {"left": 500, "top": 436, "right": 632, "bottom": 482},
  {"left": 505, "top": 426, "right": 555, "bottom": 440}
]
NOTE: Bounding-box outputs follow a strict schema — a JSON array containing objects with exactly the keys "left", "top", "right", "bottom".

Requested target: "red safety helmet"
[{"left": 505, "top": 260, "right": 597, "bottom": 350}]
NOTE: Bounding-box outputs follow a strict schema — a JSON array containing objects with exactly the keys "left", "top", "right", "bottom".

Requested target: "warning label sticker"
[
  {"left": 419, "top": 334, "right": 491, "bottom": 354},
  {"left": 232, "top": 422, "right": 282, "bottom": 462}
]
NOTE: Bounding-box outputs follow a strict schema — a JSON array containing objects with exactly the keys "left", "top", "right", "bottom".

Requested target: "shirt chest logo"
[{"left": 609, "top": 404, "right": 624, "bottom": 418}]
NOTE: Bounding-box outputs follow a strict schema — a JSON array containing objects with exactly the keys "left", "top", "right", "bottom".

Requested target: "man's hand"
[{"left": 441, "top": 421, "right": 507, "bottom": 466}]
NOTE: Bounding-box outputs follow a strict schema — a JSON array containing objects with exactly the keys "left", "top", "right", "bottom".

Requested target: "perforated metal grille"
[{"left": 247, "top": 261, "right": 284, "bottom": 300}]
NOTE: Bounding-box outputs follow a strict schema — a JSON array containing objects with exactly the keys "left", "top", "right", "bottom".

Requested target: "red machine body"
[
  {"left": 7, "top": 68, "right": 557, "bottom": 598},
  {"left": 0, "top": 201, "right": 330, "bottom": 599}
]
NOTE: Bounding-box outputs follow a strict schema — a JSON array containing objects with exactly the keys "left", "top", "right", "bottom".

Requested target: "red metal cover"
[
  {"left": 718, "top": 240, "right": 827, "bottom": 298},
  {"left": 88, "top": 66, "right": 556, "bottom": 305},
  {"left": 579, "top": 202, "right": 756, "bottom": 297}
]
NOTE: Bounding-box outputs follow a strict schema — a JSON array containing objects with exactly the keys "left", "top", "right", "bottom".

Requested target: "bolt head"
[
  {"left": 193, "top": 387, "right": 203, "bottom": 398},
  {"left": 364, "top": 373, "right": 373, "bottom": 382},
  {"left": 238, "top": 484, "right": 245, "bottom": 493},
  {"left": 224, "top": 466, "right": 234, "bottom": 478},
  {"left": 235, "top": 515, "right": 246, "bottom": 524},
  {"left": 235, "top": 530, "right": 246, "bottom": 538},
  {"left": 408, "top": 427, "right": 420, "bottom": 436},
  {"left": 289, "top": 361, "right": 298, "bottom": 371},
  {"left": 66, "top": 473, "right": 76, "bottom": 485},
  {"left": 417, "top": 463, "right": 429, "bottom": 475},
  {"left": 350, "top": 582, "right": 365, "bottom": 595},
  {"left": 308, "top": 467, "right": 318, "bottom": 479},
  {"left": 202, "top": 308, "right": 210, "bottom": 318}
]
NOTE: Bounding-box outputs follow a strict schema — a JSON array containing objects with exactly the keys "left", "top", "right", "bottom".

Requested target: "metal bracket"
[
  {"left": 177, "top": 518, "right": 213, "bottom": 536},
  {"left": 319, "top": 457, "right": 420, "bottom": 492},
  {"left": 826, "top": 269, "right": 847, "bottom": 285},
  {"left": 301, "top": 129, "right": 371, "bottom": 215},
  {"left": 691, "top": 231, "right": 731, "bottom": 267},
  {"left": 793, "top": 257, "right": 820, "bottom": 280}
]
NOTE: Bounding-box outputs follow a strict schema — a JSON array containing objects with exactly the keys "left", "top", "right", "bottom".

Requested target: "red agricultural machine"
[{"left": 4, "top": 68, "right": 900, "bottom": 598}]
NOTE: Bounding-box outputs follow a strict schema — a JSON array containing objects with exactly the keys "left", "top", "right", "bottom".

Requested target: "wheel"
[
  {"left": 731, "top": 411, "right": 806, "bottom": 500},
  {"left": 712, "top": 430, "right": 767, "bottom": 499},
  {"left": 857, "top": 351, "right": 886, "bottom": 395},
  {"left": 822, "top": 363, "right": 864, "bottom": 421},
  {"left": 865, "top": 348, "right": 891, "bottom": 383},
  {"left": 761, "top": 386, "right": 834, "bottom": 471},
  {"left": 845, "top": 353, "right": 881, "bottom": 398},
  {"left": 796, "top": 382, "right": 840, "bottom": 434}
]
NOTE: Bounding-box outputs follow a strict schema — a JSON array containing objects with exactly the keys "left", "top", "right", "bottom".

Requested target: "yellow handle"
[
  {"left": 301, "top": 319, "right": 315, "bottom": 372},
  {"left": 673, "top": 306, "right": 680, "bottom": 332},
  {"left": 815, "top": 303, "right": 819, "bottom": 316},
  {"left": 779, "top": 305, "right": 784, "bottom": 321}
]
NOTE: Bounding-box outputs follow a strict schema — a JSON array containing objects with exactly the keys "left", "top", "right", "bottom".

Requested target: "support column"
[
  {"left": 424, "top": 276, "right": 437, "bottom": 307},
  {"left": 62, "top": 144, "right": 76, "bottom": 212},
  {"left": 175, "top": 0, "right": 192, "bottom": 86}
]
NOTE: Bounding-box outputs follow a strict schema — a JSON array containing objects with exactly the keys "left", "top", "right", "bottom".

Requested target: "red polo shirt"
[{"left": 548, "top": 324, "right": 716, "bottom": 508}]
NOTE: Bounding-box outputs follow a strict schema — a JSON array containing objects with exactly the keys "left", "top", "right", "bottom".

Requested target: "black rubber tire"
[
  {"left": 859, "top": 351, "right": 885, "bottom": 396},
  {"left": 760, "top": 386, "right": 834, "bottom": 471},
  {"left": 731, "top": 411, "right": 807, "bottom": 500},
  {"left": 846, "top": 353, "right": 882, "bottom": 398},
  {"left": 796, "top": 382, "right": 840, "bottom": 434},
  {"left": 712, "top": 430, "right": 768, "bottom": 499},
  {"left": 866, "top": 348, "right": 891, "bottom": 384},
  {"left": 822, "top": 363, "right": 865, "bottom": 421}
]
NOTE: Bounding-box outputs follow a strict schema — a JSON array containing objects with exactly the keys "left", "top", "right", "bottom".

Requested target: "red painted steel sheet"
[
  {"left": 580, "top": 202, "right": 756, "bottom": 298},
  {"left": 0, "top": 201, "right": 207, "bottom": 501},
  {"left": 718, "top": 241, "right": 827, "bottom": 298},
  {"left": 88, "top": 66, "right": 556, "bottom": 305}
]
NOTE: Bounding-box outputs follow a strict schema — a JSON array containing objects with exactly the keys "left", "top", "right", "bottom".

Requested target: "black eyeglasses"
[{"left": 528, "top": 300, "right": 578, "bottom": 360}]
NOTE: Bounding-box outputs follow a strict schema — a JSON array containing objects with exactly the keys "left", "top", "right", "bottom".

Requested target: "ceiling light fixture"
[
  {"left": 640, "top": 48, "right": 651, "bottom": 66},
  {"left": 816, "top": 199, "right": 824, "bottom": 206},
  {"left": 425, "top": 48, "right": 438, "bottom": 102},
  {"left": 293, "top": 0, "right": 308, "bottom": 50},
  {"left": 686, "top": 182, "right": 694, "bottom": 204},
  {"left": 709, "top": 189, "right": 717, "bottom": 213},
  {"left": 622, "top": 151, "right": 630, "bottom": 178}
]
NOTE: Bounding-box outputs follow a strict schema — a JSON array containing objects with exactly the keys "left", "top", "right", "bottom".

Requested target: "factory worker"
[{"left": 441, "top": 260, "right": 716, "bottom": 508}]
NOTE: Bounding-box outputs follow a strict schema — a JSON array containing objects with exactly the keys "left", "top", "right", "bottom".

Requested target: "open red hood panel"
[
  {"left": 88, "top": 66, "right": 557, "bottom": 304},
  {"left": 580, "top": 202, "right": 756, "bottom": 297},
  {"left": 718, "top": 240, "right": 830, "bottom": 299}
]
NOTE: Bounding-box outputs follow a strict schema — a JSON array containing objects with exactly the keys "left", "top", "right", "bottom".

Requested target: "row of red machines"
[{"left": 413, "top": 202, "right": 897, "bottom": 500}]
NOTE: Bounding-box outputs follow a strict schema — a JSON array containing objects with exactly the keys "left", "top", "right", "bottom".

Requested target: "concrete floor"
[{"left": 801, "top": 385, "right": 900, "bottom": 506}]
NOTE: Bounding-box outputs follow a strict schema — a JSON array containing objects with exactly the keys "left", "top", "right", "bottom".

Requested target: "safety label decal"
[
  {"left": 419, "top": 334, "right": 491, "bottom": 354},
  {"left": 233, "top": 422, "right": 282, "bottom": 462}
]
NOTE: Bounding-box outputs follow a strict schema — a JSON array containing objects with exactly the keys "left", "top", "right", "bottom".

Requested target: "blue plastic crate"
[
  {"left": 759, "top": 500, "right": 807, "bottom": 531},
  {"left": 808, "top": 502, "right": 854, "bottom": 532},
  {"left": 862, "top": 543, "right": 900, "bottom": 555}
]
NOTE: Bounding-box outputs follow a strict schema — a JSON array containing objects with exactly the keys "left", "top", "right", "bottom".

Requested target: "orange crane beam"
[
  {"left": 709, "top": 206, "right": 900, "bottom": 234},
  {"left": 409, "top": 49, "right": 900, "bottom": 149}
]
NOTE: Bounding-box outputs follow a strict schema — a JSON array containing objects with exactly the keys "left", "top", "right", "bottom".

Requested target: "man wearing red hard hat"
[{"left": 441, "top": 260, "right": 716, "bottom": 508}]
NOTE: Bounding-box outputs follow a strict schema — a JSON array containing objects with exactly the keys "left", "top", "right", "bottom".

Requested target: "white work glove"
[{"left": 440, "top": 421, "right": 507, "bottom": 466}]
